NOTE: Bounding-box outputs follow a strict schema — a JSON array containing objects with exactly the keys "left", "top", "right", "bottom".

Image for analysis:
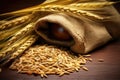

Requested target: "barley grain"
[
  {"left": 10, "top": 44, "right": 90, "bottom": 77},
  {"left": 98, "top": 59, "right": 104, "bottom": 62}
]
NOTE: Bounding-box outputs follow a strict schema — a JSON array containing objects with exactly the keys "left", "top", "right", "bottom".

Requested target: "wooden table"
[
  {"left": 0, "top": 40, "right": 120, "bottom": 80},
  {"left": 0, "top": 0, "right": 120, "bottom": 80}
]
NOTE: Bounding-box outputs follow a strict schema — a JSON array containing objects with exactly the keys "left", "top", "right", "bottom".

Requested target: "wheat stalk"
[
  {"left": 0, "top": 1, "right": 116, "bottom": 20},
  {"left": 11, "top": 34, "right": 38, "bottom": 59},
  {"left": 0, "top": 23, "right": 35, "bottom": 52},
  {"left": 0, "top": 20, "right": 7, "bottom": 25},
  {"left": 6, "top": 23, "right": 34, "bottom": 46},
  {"left": 0, "top": 0, "right": 104, "bottom": 16},
  {"left": 42, "top": 0, "right": 79, "bottom": 5},
  {"left": 70, "top": 1, "right": 115, "bottom": 10},
  {"left": 0, "top": 0, "right": 118, "bottom": 67},
  {"left": 0, "top": 15, "right": 31, "bottom": 30},
  {"left": 39, "top": 5, "right": 104, "bottom": 20},
  {"left": 0, "top": 34, "right": 38, "bottom": 66},
  {"left": 0, "top": 27, "right": 22, "bottom": 50},
  {"left": 0, "top": 24, "right": 24, "bottom": 41},
  {"left": 0, "top": 35, "right": 31, "bottom": 58}
]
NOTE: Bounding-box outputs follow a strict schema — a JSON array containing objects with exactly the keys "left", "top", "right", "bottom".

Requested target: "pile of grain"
[{"left": 10, "top": 44, "right": 92, "bottom": 77}]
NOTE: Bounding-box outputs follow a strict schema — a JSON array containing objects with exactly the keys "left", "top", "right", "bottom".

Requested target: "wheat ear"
[
  {"left": 0, "top": 15, "right": 31, "bottom": 30},
  {"left": 4, "top": 23, "right": 34, "bottom": 48},
  {"left": 0, "top": 26, "right": 22, "bottom": 49},
  {"left": 0, "top": 24, "right": 25, "bottom": 41},
  {"left": 0, "top": 23, "right": 34, "bottom": 53},
  {"left": 70, "top": 1, "right": 115, "bottom": 10},
  {"left": 0, "top": 35, "right": 32, "bottom": 58},
  {"left": 11, "top": 34, "right": 38, "bottom": 59},
  {"left": 41, "top": 0, "right": 79, "bottom": 5},
  {"left": 39, "top": 5, "right": 104, "bottom": 20},
  {"left": 0, "top": 0, "right": 80, "bottom": 16},
  {"left": 0, "top": 34, "right": 38, "bottom": 66}
]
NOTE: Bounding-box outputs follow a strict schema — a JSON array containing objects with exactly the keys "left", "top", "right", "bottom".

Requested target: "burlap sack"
[{"left": 34, "top": 2, "right": 120, "bottom": 54}]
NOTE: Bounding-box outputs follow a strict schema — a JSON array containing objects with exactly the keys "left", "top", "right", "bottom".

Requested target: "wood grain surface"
[
  {"left": 0, "top": 40, "right": 120, "bottom": 80},
  {"left": 0, "top": 0, "right": 120, "bottom": 80}
]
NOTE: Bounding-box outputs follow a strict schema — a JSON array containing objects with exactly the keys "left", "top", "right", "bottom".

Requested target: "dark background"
[
  {"left": 0, "top": 0, "right": 43, "bottom": 14},
  {"left": 0, "top": 0, "right": 120, "bottom": 80}
]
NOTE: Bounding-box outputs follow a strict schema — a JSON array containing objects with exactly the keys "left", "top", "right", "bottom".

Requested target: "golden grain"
[
  {"left": 81, "top": 66, "right": 88, "bottom": 71},
  {"left": 98, "top": 59, "right": 104, "bottom": 62},
  {"left": 10, "top": 44, "right": 90, "bottom": 77}
]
